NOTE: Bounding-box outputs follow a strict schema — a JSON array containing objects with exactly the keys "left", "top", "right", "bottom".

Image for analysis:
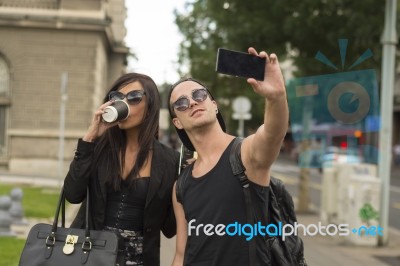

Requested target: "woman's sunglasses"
[
  {"left": 108, "top": 90, "right": 146, "bottom": 105},
  {"left": 172, "top": 88, "right": 209, "bottom": 112}
]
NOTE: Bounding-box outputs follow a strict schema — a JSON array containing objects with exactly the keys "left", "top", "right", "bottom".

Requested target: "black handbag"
[{"left": 19, "top": 187, "right": 119, "bottom": 266}]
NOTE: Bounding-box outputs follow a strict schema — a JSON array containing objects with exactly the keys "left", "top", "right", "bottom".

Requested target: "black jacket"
[{"left": 64, "top": 139, "right": 179, "bottom": 266}]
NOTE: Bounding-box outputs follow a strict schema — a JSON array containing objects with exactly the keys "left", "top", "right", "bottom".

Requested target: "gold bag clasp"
[{"left": 63, "top": 234, "right": 78, "bottom": 255}]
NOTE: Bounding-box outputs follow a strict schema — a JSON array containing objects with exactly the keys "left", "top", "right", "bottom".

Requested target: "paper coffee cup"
[{"left": 102, "top": 100, "right": 130, "bottom": 123}]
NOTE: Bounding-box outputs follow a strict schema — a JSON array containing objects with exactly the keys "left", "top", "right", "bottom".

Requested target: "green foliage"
[
  {"left": 282, "top": 0, "right": 384, "bottom": 76},
  {"left": 359, "top": 203, "right": 379, "bottom": 226},
  {"left": 0, "top": 184, "right": 60, "bottom": 218},
  {"left": 174, "top": 0, "right": 388, "bottom": 132},
  {"left": 0, "top": 237, "right": 26, "bottom": 266}
]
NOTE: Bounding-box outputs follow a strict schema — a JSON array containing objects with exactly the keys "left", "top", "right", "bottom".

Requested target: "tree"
[{"left": 174, "top": 0, "right": 387, "bottom": 133}]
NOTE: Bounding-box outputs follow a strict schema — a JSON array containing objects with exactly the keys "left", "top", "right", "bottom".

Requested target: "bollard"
[
  {"left": 0, "top": 195, "right": 15, "bottom": 236},
  {"left": 9, "top": 187, "right": 26, "bottom": 225}
]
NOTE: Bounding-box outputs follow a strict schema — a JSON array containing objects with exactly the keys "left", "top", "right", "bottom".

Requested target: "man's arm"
[
  {"left": 241, "top": 47, "right": 289, "bottom": 186},
  {"left": 172, "top": 182, "right": 188, "bottom": 266}
]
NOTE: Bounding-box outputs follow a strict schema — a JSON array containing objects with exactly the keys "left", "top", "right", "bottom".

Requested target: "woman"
[{"left": 64, "top": 73, "right": 179, "bottom": 266}]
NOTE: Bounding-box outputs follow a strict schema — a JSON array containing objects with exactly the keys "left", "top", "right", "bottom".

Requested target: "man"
[{"left": 169, "top": 47, "right": 288, "bottom": 266}]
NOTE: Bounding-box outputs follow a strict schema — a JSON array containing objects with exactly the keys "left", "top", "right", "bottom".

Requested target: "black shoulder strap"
[
  {"left": 229, "top": 137, "right": 256, "bottom": 266},
  {"left": 229, "top": 137, "right": 251, "bottom": 188},
  {"left": 175, "top": 163, "right": 193, "bottom": 204}
]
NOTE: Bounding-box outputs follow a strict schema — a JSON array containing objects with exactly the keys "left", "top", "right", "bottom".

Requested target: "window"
[{"left": 0, "top": 56, "right": 10, "bottom": 157}]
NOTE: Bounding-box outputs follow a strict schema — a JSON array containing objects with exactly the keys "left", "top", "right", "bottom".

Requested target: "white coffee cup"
[{"left": 102, "top": 100, "right": 130, "bottom": 123}]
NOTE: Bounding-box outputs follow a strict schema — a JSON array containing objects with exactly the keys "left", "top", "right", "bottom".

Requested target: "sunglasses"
[
  {"left": 172, "top": 88, "right": 209, "bottom": 112},
  {"left": 108, "top": 90, "right": 146, "bottom": 105}
]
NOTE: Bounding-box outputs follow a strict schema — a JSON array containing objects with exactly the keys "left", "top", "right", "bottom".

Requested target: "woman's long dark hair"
[{"left": 93, "top": 73, "right": 160, "bottom": 190}]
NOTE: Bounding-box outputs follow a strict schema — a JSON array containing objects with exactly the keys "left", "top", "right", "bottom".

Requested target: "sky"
[{"left": 124, "top": 0, "right": 187, "bottom": 86}]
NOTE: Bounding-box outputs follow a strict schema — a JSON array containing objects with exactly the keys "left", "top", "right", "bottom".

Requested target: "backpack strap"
[
  {"left": 175, "top": 163, "right": 193, "bottom": 204},
  {"left": 230, "top": 137, "right": 250, "bottom": 188},
  {"left": 229, "top": 137, "right": 256, "bottom": 266}
]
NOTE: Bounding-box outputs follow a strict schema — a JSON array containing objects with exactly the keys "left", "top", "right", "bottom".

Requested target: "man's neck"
[{"left": 188, "top": 125, "right": 235, "bottom": 176}]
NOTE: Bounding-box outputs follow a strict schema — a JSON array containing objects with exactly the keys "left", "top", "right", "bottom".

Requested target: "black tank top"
[{"left": 182, "top": 139, "right": 269, "bottom": 266}]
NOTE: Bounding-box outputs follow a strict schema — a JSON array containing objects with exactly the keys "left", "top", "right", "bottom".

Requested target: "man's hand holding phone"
[
  {"left": 215, "top": 47, "right": 285, "bottom": 100},
  {"left": 215, "top": 48, "right": 266, "bottom": 81},
  {"left": 246, "top": 47, "right": 286, "bottom": 101}
]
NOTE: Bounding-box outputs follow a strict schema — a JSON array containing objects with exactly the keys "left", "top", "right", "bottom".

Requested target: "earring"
[{"left": 216, "top": 109, "right": 219, "bottom": 114}]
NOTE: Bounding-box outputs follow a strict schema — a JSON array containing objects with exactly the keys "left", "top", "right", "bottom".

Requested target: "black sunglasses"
[
  {"left": 172, "top": 88, "right": 209, "bottom": 112},
  {"left": 108, "top": 90, "right": 146, "bottom": 105}
]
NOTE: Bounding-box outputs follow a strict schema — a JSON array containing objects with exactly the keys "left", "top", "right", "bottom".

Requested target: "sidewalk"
[{"left": 297, "top": 213, "right": 400, "bottom": 266}]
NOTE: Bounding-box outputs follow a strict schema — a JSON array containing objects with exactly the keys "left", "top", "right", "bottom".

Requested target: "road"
[{"left": 271, "top": 156, "right": 400, "bottom": 231}]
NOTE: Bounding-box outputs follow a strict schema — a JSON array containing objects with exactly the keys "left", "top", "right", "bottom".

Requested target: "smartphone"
[
  {"left": 215, "top": 48, "right": 266, "bottom": 81},
  {"left": 179, "top": 144, "right": 197, "bottom": 174}
]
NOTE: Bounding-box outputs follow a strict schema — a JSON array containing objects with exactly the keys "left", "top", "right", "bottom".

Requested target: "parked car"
[{"left": 321, "top": 146, "right": 364, "bottom": 168}]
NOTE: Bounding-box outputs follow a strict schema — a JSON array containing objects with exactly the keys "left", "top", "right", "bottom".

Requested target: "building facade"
[{"left": 0, "top": 0, "right": 128, "bottom": 177}]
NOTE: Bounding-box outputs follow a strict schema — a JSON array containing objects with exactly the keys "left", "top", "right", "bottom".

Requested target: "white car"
[{"left": 321, "top": 146, "right": 363, "bottom": 167}]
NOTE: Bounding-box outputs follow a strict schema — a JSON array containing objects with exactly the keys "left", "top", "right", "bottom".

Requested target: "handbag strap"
[
  {"left": 44, "top": 187, "right": 66, "bottom": 255},
  {"left": 51, "top": 186, "right": 90, "bottom": 239},
  {"left": 45, "top": 186, "right": 93, "bottom": 262},
  {"left": 85, "top": 186, "right": 90, "bottom": 237},
  {"left": 61, "top": 194, "right": 65, "bottom": 227},
  {"left": 229, "top": 137, "right": 257, "bottom": 266},
  {"left": 51, "top": 188, "right": 65, "bottom": 232},
  {"left": 81, "top": 187, "right": 92, "bottom": 263}
]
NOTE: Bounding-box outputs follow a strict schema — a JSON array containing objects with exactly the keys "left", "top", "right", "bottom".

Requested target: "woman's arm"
[
  {"left": 63, "top": 139, "right": 95, "bottom": 203},
  {"left": 64, "top": 100, "right": 117, "bottom": 203}
]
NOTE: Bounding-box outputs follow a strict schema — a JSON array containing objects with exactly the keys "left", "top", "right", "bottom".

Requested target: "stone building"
[{"left": 0, "top": 0, "right": 128, "bottom": 177}]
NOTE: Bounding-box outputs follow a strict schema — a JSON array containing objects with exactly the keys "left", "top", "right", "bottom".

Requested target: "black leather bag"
[
  {"left": 265, "top": 178, "right": 307, "bottom": 266},
  {"left": 19, "top": 187, "right": 119, "bottom": 266}
]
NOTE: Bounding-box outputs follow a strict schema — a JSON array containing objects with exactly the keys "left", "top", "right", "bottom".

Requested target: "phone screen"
[{"left": 215, "top": 48, "right": 266, "bottom": 81}]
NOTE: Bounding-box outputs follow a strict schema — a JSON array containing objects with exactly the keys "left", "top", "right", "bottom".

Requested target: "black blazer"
[{"left": 64, "top": 139, "right": 179, "bottom": 266}]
